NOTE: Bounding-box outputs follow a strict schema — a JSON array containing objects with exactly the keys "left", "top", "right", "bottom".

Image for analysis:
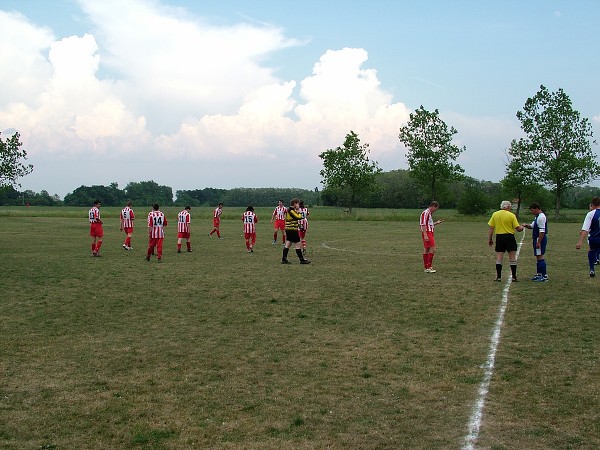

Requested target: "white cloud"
[{"left": 0, "top": 1, "right": 422, "bottom": 196}]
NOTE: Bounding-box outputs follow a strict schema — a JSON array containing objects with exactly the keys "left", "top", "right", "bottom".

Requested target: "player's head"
[
  {"left": 591, "top": 197, "right": 600, "bottom": 208},
  {"left": 126, "top": 201, "right": 132, "bottom": 207},
  {"left": 278, "top": 199, "right": 283, "bottom": 205},
  {"left": 290, "top": 198, "right": 300, "bottom": 207},
  {"left": 153, "top": 203, "right": 159, "bottom": 211},
  {"left": 429, "top": 200, "right": 439, "bottom": 210},
  {"left": 94, "top": 199, "right": 101, "bottom": 206},
  {"left": 185, "top": 205, "right": 191, "bottom": 211},
  {"left": 529, "top": 202, "right": 541, "bottom": 212},
  {"left": 218, "top": 202, "right": 223, "bottom": 208},
  {"left": 246, "top": 205, "right": 254, "bottom": 212},
  {"left": 500, "top": 200, "right": 512, "bottom": 210}
]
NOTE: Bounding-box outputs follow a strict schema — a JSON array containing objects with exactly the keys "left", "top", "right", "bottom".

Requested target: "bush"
[{"left": 457, "top": 187, "right": 491, "bottom": 215}]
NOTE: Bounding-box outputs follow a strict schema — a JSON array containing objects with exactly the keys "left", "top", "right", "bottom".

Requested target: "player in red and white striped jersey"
[
  {"left": 89, "top": 200, "right": 103, "bottom": 257},
  {"left": 120, "top": 201, "right": 135, "bottom": 250},
  {"left": 242, "top": 205, "right": 258, "bottom": 252},
  {"left": 271, "top": 199, "right": 287, "bottom": 244},
  {"left": 298, "top": 200, "right": 310, "bottom": 255},
  {"left": 209, "top": 203, "right": 223, "bottom": 238},
  {"left": 177, "top": 206, "right": 192, "bottom": 253},
  {"left": 146, "top": 203, "right": 168, "bottom": 262},
  {"left": 420, "top": 201, "right": 443, "bottom": 273}
]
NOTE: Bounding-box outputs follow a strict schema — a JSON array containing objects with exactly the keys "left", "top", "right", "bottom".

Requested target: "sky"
[{"left": 1, "top": 0, "right": 599, "bottom": 198}]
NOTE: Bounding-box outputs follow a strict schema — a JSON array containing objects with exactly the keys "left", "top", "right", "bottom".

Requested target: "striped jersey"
[
  {"left": 582, "top": 209, "right": 600, "bottom": 238},
  {"left": 299, "top": 207, "right": 309, "bottom": 230},
  {"left": 530, "top": 212, "right": 547, "bottom": 239},
  {"left": 178, "top": 209, "right": 191, "bottom": 233},
  {"left": 273, "top": 205, "right": 286, "bottom": 220},
  {"left": 285, "top": 208, "right": 302, "bottom": 230},
  {"left": 242, "top": 211, "right": 258, "bottom": 233},
  {"left": 419, "top": 208, "right": 435, "bottom": 232},
  {"left": 148, "top": 210, "right": 167, "bottom": 238},
  {"left": 120, "top": 206, "right": 135, "bottom": 228},
  {"left": 88, "top": 206, "right": 100, "bottom": 223},
  {"left": 213, "top": 207, "right": 222, "bottom": 219}
]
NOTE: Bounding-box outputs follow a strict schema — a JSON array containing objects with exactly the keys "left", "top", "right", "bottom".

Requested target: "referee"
[{"left": 488, "top": 200, "right": 525, "bottom": 282}]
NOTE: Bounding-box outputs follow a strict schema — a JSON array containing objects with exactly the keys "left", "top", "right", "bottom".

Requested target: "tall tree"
[
  {"left": 0, "top": 131, "right": 33, "bottom": 188},
  {"left": 319, "top": 131, "right": 381, "bottom": 213},
  {"left": 398, "top": 106, "right": 465, "bottom": 200},
  {"left": 501, "top": 139, "right": 540, "bottom": 218},
  {"left": 515, "top": 85, "right": 599, "bottom": 219}
]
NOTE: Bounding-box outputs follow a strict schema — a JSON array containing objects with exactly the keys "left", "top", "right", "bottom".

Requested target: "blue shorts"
[{"left": 532, "top": 236, "right": 547, "bottom": 256}]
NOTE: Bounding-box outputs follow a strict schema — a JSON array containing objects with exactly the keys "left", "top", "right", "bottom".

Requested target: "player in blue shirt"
[
  {"left": 575, "top": 196, "right": 600, "bottom": 277},
  {"left": 521, "top": 202, "right": 548, "bottom": 281}
]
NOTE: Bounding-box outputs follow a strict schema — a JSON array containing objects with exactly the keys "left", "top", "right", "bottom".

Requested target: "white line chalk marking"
[{"left": 463, "top": 231, "right": 526, "bottom": 449}]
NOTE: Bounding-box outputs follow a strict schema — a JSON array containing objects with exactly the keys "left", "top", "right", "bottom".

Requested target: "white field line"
[
  {"left": 320, "top": 241, "right": 489, "bottom": 259},
  {"left": 462, "top": 231, "right": 527, "bottom": 450}
]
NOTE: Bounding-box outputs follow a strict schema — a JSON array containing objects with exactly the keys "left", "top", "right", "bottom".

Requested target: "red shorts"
[
  {"left": 422, "top": 231, "right": 436, "bottom": 249},
  {"left": 213, "top": 218, "right": 220, "bottom": 227},
  {"left": 90, "top": 223, "right": 104, "bottom": 238},
  {"left": 178, "top": 232, "right": 190, "bottom": 239},
  {"left": 122, "top": 227, "right": 133, "bottom": 234},
  {"left": 274, "top": 219, "right": 285, "bottom": 230},
  {"left": 244, "top": 232, "right": 256, "bottom": 240}
]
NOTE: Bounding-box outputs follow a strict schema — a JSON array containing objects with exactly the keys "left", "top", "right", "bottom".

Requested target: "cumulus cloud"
[{"left": 0, "top": 1, "right": 410, "bottom": 195}]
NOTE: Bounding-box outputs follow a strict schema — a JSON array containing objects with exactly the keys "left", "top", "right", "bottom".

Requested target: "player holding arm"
[{"left": 281, "top": 198, "right": 310, "bottom": 264}]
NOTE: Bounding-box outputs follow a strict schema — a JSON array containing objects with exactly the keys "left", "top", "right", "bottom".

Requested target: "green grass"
[{"left": 0, "top": 208, "right": 598, "bottom": 449}]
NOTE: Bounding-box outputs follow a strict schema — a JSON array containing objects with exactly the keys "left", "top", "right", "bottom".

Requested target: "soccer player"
[
  {"left": 120, "top": 201, "right": 135, "bottom": 250},
  {"left": 298, "top": 200, "right": 310, "bottom": 255},
  {"left": 89, "top": 200, "right": 103, "bottom": 257},
  {"left": 488, "top": 200, "right": 525, "bottom": 282},
  {"left": 521, "top": 202, "right": 548, "bottom": 282},
  {"left": 177, "top": 205, "right": 192, "bottom": 253},
  {"left": 575, "top": 196, "right": 600, "bottom": 277},
  {"left": 209, "top": 202, "right": 223, "bottom": 239},
  {"left": 420, "top": 201, "right": 443, "bottom": 273},
  {"left": 281, "top": 198, "right": 310, "bottom": 264},
  {"left": 271, "top": 199, "right": 286, "bottom": 245},
  {"left": 146, "top": 203, "right": 167, "bottom": 262},
  {"left": 242, "top": 205, "right": 258, "bottom": 253}
]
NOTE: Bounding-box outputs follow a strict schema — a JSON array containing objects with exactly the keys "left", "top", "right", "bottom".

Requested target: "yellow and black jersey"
[{"left": 285, "top": 208, "right": 302, "bottom": 231}]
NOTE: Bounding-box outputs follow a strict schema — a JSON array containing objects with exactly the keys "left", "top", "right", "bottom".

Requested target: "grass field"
[{"left": 1, "top": 207, "right": 598, "bottom": 449}]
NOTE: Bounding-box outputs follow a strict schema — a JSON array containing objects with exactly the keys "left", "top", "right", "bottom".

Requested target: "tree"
[
  {"left": 398, "top": 106, "right": 465, "bottom": 200},
  {"left": 515, "top": 85, "right": 600, "bottom": 219},
  {"left": 501, "top": 139, "right": 540, "bottom": 218},
  {"left": 0, "top": 131, "right": 33, "bottom": 188},
  {"left": 319, "top": 131, "right": 381, "bottom": 213}
]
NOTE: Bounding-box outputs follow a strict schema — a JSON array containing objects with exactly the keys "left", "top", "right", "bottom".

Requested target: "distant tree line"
[{"left": 2, "top": 172, "right": 598, "bottom": 212}]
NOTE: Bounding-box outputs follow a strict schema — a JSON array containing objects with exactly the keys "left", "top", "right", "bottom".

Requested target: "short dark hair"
[
  {"left": 529, "top": 202, "right": 541, "bottom": 210},
  {"left": 94, "top": 200, "right": 101, "bottom": 205},
  {"left": 429, "top": 200, "right": 439, "bottom": 208},
  {"left": 246, "top": 205, "right": 254, "bottom": 212},
  {"left": 591, "top": 197, "right": 600, "bottom": 207},
  {"left": 153, "top": 203, "right": 159, "bottom": 210},
  {"left": 185, "top": 205, "right": 191, "bottom": 210}
]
